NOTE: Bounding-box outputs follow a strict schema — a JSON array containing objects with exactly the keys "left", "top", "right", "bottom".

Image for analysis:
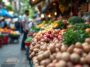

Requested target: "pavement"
[{"left": 0, "top": 35, "right": 30, "bottom": 67}]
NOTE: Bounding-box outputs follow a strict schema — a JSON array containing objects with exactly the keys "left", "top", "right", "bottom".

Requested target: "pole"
[{"left": 87, "top": 0, "right": 89, "bottom": 12}]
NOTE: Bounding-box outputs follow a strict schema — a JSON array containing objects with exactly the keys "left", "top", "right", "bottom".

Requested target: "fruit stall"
[
  {"left": 25, "top": 16, "right": 90, "bottom": 67},
  {"left": 0, "top": 28, "right": 20, "bottom": 47}
]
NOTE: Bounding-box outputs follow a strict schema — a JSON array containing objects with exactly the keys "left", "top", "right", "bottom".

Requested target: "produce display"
[
  {"left": 29, "top": 26, "right": 41, "bottom": 33},
  {"left": 0, "top": 28, "right": 20, "bottom": 45},
  {"left": 36, "top": 21, "right": 59, "bottom": 30},
  {"left": 28, "top": 16, "right": 90, "bottom": 67},
  {"left": 68, "top": 16, "right": 85, "bottom": 24},
  {"left": 0, "top": 28, "right": 20, "bottom": 35},
  {"left": 63, "top": 29, "right": 90, "bottom": 45},
  {"left": 0, "top": 28, "right": 12, "bottom": 34}
]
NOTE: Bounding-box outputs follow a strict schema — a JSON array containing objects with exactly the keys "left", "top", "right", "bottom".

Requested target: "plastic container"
[
  {"left": 0, "top": 38, "right": 2, "bottom": 47},
  {"left": 25, "top": 42, "right": 30, "bottom": 47},
  {"left": 3, "top": 36, "right": 8, "bottom": 44}
]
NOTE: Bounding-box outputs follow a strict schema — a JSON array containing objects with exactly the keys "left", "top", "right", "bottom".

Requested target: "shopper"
[
  {"left": 0, "top": 17, "right": 7, "bottom": 28},
  {"left": 21, "top": 10, "right": 30, "bottom": 50}
]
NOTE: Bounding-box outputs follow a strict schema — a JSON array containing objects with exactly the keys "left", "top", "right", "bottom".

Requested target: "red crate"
[
  {"left": 25, "top": 42, "right": 30, "bottom": 47},
  {"left": 0, "top": 38, "right": 2, "bottom": 48},
  {"left": 3, "top": 36, "right": 8, "bottom": 44}
]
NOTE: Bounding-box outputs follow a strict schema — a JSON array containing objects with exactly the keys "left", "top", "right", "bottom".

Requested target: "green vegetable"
[
  {"left": 63, "top": 29, "right": 90, "bottom": 46},
  {"left": 68, "top": 16, "right": 85, "bottom": 24},
  {"left": 57, "top": 20, "right": 65, "bottom": 29},
  {"left": 0, "top": 34, "right": 3, "bottom": 38},
  {"left": 30, "top": 26, "right": 41, "bottom": 32},
  {"left": 25, "top": 37, "right": 32, "bottom": 42},
  {"left": 73, "top": 23, "right": 90, "bottom": 30}
]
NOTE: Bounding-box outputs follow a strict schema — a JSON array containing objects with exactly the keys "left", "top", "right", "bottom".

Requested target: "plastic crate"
[
  {"left": 3, "top": 36, "right": 9, "bottom": 44},
  {"left": 25, "top": 42, "right": 30, "bottom": 47},
  {"left": 0, "top": 38, "right": 3, "bottom": 47}
]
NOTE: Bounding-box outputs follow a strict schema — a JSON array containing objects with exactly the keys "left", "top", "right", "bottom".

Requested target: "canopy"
[{"left": 0, "top": 8, "right": 13, "bottom": 18}]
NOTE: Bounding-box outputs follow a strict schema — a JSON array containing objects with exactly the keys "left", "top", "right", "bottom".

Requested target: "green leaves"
[
  {"left": 57, "top": 20, "right": 65, "bottom": 29},
  {"left": 6, "top": 5, "right": 13, "bottom": 11},
  {"left": 63, "top": 29, "right": 90, "bottom": 46},
  {"left": 63, "top": 29, "right": 78, "bottom": 46},
  {"left": 73, "top": 23, "right": 90, "bottom": 30},
  {"left": 29, "top": 26, "right": 41, "bottom": 32},
  {"left": 68, "top": 16, "right": 85, "bottom": 24},
  {"left": 25, "top": 37, "right": 32, "bottom": 42}
]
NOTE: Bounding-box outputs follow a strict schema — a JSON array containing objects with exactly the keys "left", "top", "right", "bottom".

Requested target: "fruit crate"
[
  {"left": 3, "top": 36, "right": 9, "bottom": 44},
  {"left": 25, "top": 42, "right": 30, "bottom": 47},
  {"left": 0, "top": 38, "right": 3, "bottom": 47},
  {"left": 2, "top": 34, "right": 9, "bottom": 44}
]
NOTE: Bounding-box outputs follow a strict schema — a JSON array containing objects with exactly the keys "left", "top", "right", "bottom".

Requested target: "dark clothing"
[
  {"left": 15, "top": 21, "right": 21, "bottom": 32},
  {"left": 0, "top": 21, "right": 7, "bottom": 28},
  {"left": 21, "top": 31, "right": 28, "bottom": 50}
]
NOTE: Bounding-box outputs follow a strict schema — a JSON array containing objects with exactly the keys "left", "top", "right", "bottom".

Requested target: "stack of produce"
[
  {"left": 29, "top": 16, "right": 90, "bottom": 67},
  {"left": 36, "top": 20, "right": 59, "bottom": 30},
  {"left": 0, "top": 28, "right": 20, "bottom": 35},
  {"left": 0, "top": 28, "right": 12, "bottom": 34},
  {"left": 29, "top": 33, "right": 90, "bottom": 67},
  {"left": 29, "top": 29, "right": 64, "bottom": 66},
  {"left": 10, "top": 31, "right": 20, "bottom": 36}
]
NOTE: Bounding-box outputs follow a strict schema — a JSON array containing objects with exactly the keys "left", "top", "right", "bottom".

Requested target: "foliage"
[
  {"left": 57, "top": 20, "right": 65, "bottom": 29},
  {"left": 73, "top": 23, "right": 90, "bottom": 30},
  {"left": 63, "top": 29, "right": 90, "bottom": 46},
  {"left": 25, "top": 37, "right": 32, "bottom": 42},
  {"left": 29, "top": 26, "right": 41, "bottom": 32},
  {"left": 68, "top": 16, "right": 85, "bottom": 24},
  {"left": 6, "top": 5, "right": 13, "bottom": 11}
]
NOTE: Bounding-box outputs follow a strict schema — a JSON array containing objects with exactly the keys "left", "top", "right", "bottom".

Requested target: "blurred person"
[
  {"left": 5, "top": 17, "right": 11, "bottom": 28},
  {"left": 0, "top": 17, "right": 7, "bottom": 28},
  {"left": 18, "top": 15, "right": 24, "bottom": 33},
  {"left": 21, "top": 10, "right": 31, "bottom": 50},
  {"left": 13, "top": 18, "right": 21, "bottom": 31}
]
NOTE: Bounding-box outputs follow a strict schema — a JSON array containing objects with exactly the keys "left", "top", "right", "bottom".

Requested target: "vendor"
[{"left": 0, "top": 17, "right": 7, "bottom": 28}]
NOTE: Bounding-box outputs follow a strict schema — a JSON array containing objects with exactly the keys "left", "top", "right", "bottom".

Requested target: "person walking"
[{"left": 21, "top": 10, "right": 30, "bottom": 50}]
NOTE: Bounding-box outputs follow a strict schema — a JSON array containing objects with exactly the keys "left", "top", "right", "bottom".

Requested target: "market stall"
[
  {"left": 0, "top": 27, "right": 20, "bottom": 46},
  {"left": 0, "top": 6, "right": 20, "bottom": 47},
  {"left": 25, "top": 16, "right": 90, "bottom": 67}
]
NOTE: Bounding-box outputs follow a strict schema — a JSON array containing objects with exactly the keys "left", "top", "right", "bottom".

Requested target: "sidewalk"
[{"left": 0, "top": 36, "right": 30, "bottom": 67}]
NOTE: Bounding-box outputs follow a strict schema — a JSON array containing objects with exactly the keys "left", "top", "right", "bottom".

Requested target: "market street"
[{"left": 0, "top": 36, "right": 30, "bottom": 67}]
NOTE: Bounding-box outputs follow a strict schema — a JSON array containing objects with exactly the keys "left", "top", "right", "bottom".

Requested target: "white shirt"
[{"left": 22, "top": 15, "right": 30, "bottom": 31}]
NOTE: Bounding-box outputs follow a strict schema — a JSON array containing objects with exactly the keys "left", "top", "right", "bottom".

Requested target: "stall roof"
[{"left": 0, "top": 8, "right": 13, "bottom": 18}]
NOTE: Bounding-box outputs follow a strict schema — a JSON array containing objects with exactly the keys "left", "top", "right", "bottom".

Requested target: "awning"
[{"left": 0, "top": 8, "right": 13, "bottom": 18}]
